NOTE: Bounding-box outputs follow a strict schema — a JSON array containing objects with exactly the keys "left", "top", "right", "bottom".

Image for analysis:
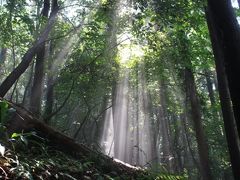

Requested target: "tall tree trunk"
[
  {"left": 158, "top": 79, "right": 172, "bottom": 172},
  {"left": 207, "top": 0, "right": 240, "bottom": 138},
  {"left": 22, "top": 64, "right": 34, "bottom": 106},
  {"left": 0, "top": 1, "right": 59, "bottom": 98},
  {"left": 44, "top": 42, "right": 54, "bottom": 122},
  {"left": 184, "top": 67, "right": 212, "bottom": 180},
  {"left": 0, "top": 48, "right": 7, "bottom": 64},
  {"left": 172, "top": 114, "right": 184, "bottom": 173},
  {"left": 44, "top": 71, "right": 54, "bottom": 121},
  {"left": 135, "top": 65, "right": 140, "bottom": 165},
  {"left": 29, "top": 0, "right": 50, "bottom": 115},
  {"left": 206, "top": 6, "right": 240, "bottom": 179},
  {"left": 0, "top": 48, "right": 7, "bottom": 75},
  {"left": 180, "top": 112, "right": 200, "bottom": 175},
  {"left": 148, "top": 92, "right": 158, "bottom": 165},
  {"left": 181, "top": 110, "right": 201, "bottom": 172},
  {"left": 205, "top": 70, "right": 215, "bottom": 106}
]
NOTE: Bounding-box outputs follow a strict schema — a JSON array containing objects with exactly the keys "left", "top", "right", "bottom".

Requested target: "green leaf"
[{"left": 11, "top": 132, "right": 21, "bottom": 138}]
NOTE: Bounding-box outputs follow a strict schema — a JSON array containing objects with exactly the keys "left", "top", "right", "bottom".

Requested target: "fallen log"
[{"left": 0, "top": 98, "right": 144, "bottom": 177}]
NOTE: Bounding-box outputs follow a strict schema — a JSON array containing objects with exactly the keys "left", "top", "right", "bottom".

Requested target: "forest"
[{"left": 0, "top": 0, "right": 240, "bottom": 179}]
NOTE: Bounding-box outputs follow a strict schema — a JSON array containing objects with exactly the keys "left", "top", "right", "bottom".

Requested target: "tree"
[
  {"left": 29, "top": 0, "right": 50, "bottom": 116},
  {"left": 184, "top": 67, "right": 212, "bottom": 180},
  {"left": 0, "top": 0, "right": 236, "bottom": 178},
  {"left": 0, "top": 48, "right": 7, "bottom": 74},
  {"left": 0, "top": 0, "right": 59, "bottom": 98},
  {"left": 207, "top": 0, "right": 240, "bottom": 139},
  {"left": 206, "top": 6, "right": 240, "bottom": 179}
]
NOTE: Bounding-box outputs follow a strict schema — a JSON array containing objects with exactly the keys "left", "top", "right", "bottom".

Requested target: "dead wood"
[{"left": 0, "top": 97, "right": 144, "bottom": 177}]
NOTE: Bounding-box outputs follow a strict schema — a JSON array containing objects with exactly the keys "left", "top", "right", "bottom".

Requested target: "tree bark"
[
  {"left": 172, "top": 114, "right": 183, "bottom": 173},
  {"left": 206, "top": 6, "right": 240, "bottom": 179},
  {"left": 44, "top": 42, "right": 54, "bottom": 121},
  {"left": 184, "top": 67, "right": 212, "bottom": 180},
  {"left": 22, "top": 64, "right": 34, "bottom": 106},
  {"left": 180, "top": 112, "right": 201, "bottom": 174},
  {"left": 205, "top": 70, "right": 215, "bottom": 106},
  {"left": 29, "top": 0, "right": 50, "bottom": 115},
  {"left": 207, "top": 0, "right": 240, "bottom": 139},
  {"left": 158, "top": 79, "right": 172, "bottom": 172},
  {"left": 136, "top": 66, "right": 140, "bottom": 165},
  {"left": 2, "top": 97, "right": 143, "bottom": 177},
  {"left": 0, "top": 1, "right": 59, "bottom": 98},
  {"left": 0, "top": 48, "right": 7, "bottom": 75},
  {"left": 0, "top": 48, "right": 7, "bottom": 64}
]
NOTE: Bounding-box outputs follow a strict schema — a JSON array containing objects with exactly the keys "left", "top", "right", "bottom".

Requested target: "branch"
[
  {"left": 73, "top": 97, "right": 101, "bottom": 139},
  {"left": 93, "top": 104, "right": 112, "bottom": 123},
  {"left": 44, "top": 79, "right": 75, "bottom": 123},
  {"left": 71, "top": 37, "right": 131, "bottom": 74},
  {"left": 0, "top": 5, "right": 59, "bottom": 97}
]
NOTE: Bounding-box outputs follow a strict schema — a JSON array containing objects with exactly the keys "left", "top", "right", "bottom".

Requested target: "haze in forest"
[{"left": 1, "top": 0, "right": 240, "bottom": 179}]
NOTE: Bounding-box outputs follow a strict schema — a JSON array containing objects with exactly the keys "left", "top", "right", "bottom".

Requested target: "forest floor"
[
  {"left": 0, "top": 137, "right": 181, "bottom": 180},
  {"left": 0, "top": 139, "right": 144, "bottom": 179},
  {"left": 0, "top": 99, "right": 184, "bottom": 179}
]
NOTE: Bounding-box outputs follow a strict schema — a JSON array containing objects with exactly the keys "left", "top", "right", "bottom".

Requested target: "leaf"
[
  {"left": 11, "top": 133, "right": 21, "bottom": 138},
  {"left": 59, "top": 172, "right": 77, "bottom": 180},
  {"left": 20, "top": 135, "right": 28, "bottom": 146}
]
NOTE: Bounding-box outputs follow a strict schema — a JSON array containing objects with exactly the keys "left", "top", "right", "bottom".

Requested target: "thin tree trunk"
[
  {"left": 158, "top": 79, "right": 172, "bottom": 172},
  {"left": 29, "top": 0, "right": 50, "bottom": 115},
  {"left": 10, "top": 79, "right": 19, "bottom": 102},
  {"left": 184, "top": 67, "right": 212, "bottom": 180},
  {"left": 0, "top": 1, "right": 59, "bottom": 98},
  {"left": 136, "top": 66, "right": 140, "bottom": 165},
  {"left": 181, "top": 111, "right": 200, "bottom": 172},
  {"left": 172, "top": 114, "right": 183, "bottom": 173},
  {"left": 206, "top": 6, "right": 240, "bottom": 179},
  {"left": 44, "top": 42, "right": 54, "bottom": 121},
  {"left": 0, "top": 48, "right": 7, "bottom": 64},
  {"left": 148, "top": 92, "right": 158, "bottom": 165},
  {"left": 22, "top": 63, "right": 34, "bottom": 106},
  {"left": 205, "top": 70, "right": 215, "bottom": 106},
  {"left": 10, "top": 45, "right": 17, "bottom": 102},
  {"left": 95, "top": 96, "right": 109, "bottom": 143},
  {"left": 44, "top": 76, "right": 54, "bottom": 118},
  {"left": 180, "top": 112, "right": 200, "bottom": 175}
]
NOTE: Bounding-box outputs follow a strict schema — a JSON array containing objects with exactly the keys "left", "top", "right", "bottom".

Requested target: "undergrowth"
[
  {"left": 0, "top": 136, "right": 187, "bottom": 179},
  {"left": 0, "top": 100, "right": 186, "bottom": 179}
]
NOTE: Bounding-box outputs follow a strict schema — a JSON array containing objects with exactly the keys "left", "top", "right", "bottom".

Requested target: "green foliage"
[
  {"left": 0, "top": 137, "right": 184, "bottom": 179},
  {"left": 132, "top": 0, "right": 231, "bottom": 178},
  {"left": 0, "top": 0, "right": 233, "bottom": 179},
  {"left": 0, "top": 0, "right": 33, "bottom": 47},
  {"left": 10, "top": 131, "right": 41, "bottom": 147}
]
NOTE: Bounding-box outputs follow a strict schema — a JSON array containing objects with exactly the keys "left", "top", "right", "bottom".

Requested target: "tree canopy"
[{"left": 0, "top": 0, "right": 240, "bottom": 179}]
